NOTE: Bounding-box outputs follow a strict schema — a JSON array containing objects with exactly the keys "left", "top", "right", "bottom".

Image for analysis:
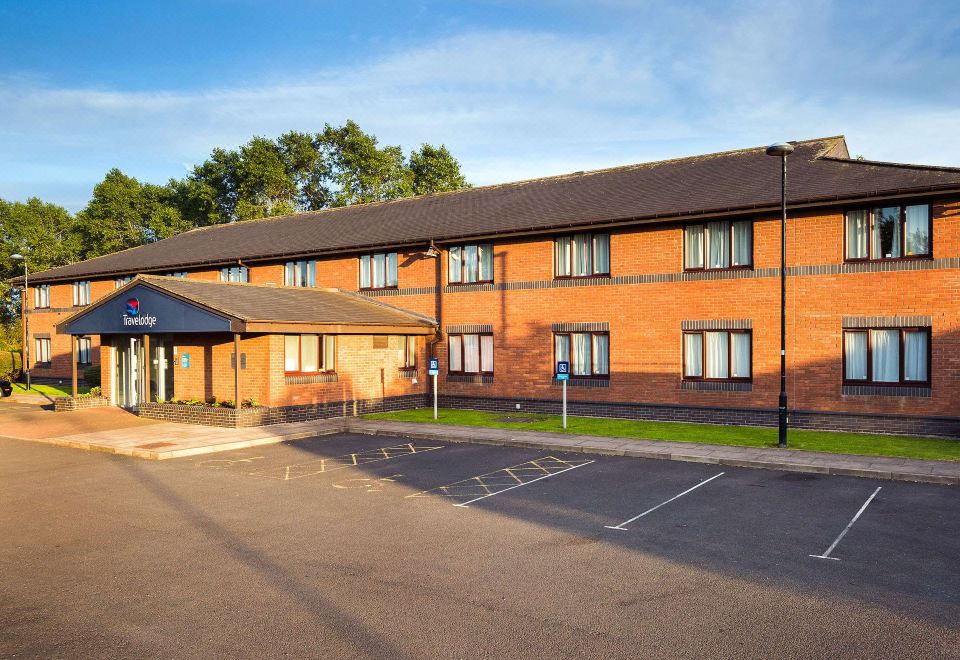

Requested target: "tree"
[{"left": 410, "top": 144, "right": 469, "bottom": 195}]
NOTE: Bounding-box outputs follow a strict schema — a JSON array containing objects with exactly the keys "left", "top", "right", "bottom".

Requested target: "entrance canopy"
[{"left": 59, "top": 275, "right": 438, "bottom": 336}]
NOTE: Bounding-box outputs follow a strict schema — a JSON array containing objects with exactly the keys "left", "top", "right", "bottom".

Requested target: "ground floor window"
[
  {"left": 284, "top": 334, "right": 335, "bottom": 374},
  {"left": 77, "top": 337, "right": 92, "bottom": 365},
  {"left": 35, "top": 337, "right": 51, "bottom": 364},
  {"left": 843, "top": 327, "right": 929, "bottom": 385},
  {"left": 448, "top": 334, "right": 493, "bottom": 374},
  {"left": 402, "top": 336, "right": 417, "bottom": 368},
  {"left": 554, "top": 332, "right": 609, "bottom": 377},
  {"left": 683, "top": 330, "right": 751, "bottom": 381}
]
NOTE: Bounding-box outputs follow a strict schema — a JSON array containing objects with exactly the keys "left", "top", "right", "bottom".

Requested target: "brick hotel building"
[{"left": 16, "top": 137, "right": 960, "bottom": 435}]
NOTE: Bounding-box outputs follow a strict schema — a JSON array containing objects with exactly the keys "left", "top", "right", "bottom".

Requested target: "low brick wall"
[
  {"left": 137, "top": 393, "right": 427, "bottom": 428},
  {"left": 436, "top": 394, "right": 960, "bottom": 438},
  {"left": 54, "top": 396, "right": 112, "bottom": 412}
]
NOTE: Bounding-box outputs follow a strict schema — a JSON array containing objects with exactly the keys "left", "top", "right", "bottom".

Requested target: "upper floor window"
[
  {"left": 35, "top": 337, "right": 51, "bottom": 364},
  {"left": 115, "top": 275, "right": 134, "bottom": 288},
  {"left": 845, "top": 204, "right": 931, "bottom": 261},
  {"left": 554, "top": 233, "right": 610, "bottom": 278},
  {"left": 843, "top": 327, "right": 929, "bottom": 385},
  {"left": 284, "top": 260, "right": 316, "bottom": 287},
  {"left": 448, "top": 333, "right": 494, "bottom": 374},
  {"left": 167, "top": 271, "right": 189, "bottom": 279},
  {"left": 77, "top": 336, "right": 93, "bottom": 365},
  {"left": 684, "top": 220, "right": 752, "bottom": 270},
  {"left": 284, "top": 334, "right": 335, "bottom": 374},
  {"left": 554, "top": 332, "right": 609, "bottom": 377},
  {"left": 220, "top": 266, "right": 248, "bottom": 283},
  {"left": 73, "top": 281, "right": 91, "bottom": 306},
  {"left": 449, "top": 244, "right": 493, "bottom": 284},
  {"left": 34, "top": 284, "right": 50, "bottom": 309},
  {"left": 360, "top": 252, "right": 398, "bottom": 289},
  {"left": 683, "top": 330, "right": 752, "bottom": 381}
]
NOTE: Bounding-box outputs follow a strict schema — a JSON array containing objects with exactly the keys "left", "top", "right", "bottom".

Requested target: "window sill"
[
  {"left": 842, "top": 384, "right": 931, "bottom": 398},
  {"left": 553, "top": 274, "right": 611, "bottom": 280},
  {"left": 552, "top": 377, "right": 609, "bottom": 388},
  {"left": 683, "top": 265, "right": 754, "bottom": 273},
  {"left": 681, "top": 380, "right": 752, "bottom": 392},
  {"left": 284, "top": 372, "right": 338, "bottom": 385},
  {"left": 359, "top": 286, "right": 399, "bottom": 292},
  {"left": 447, "top": 373, "right": 494, "bottom": 384},
  {"left": 843, "top": 255, "right": 933, "bottom": 264},
  {"left": 398, "top": 367, "right": 418, "bottom": 378}
]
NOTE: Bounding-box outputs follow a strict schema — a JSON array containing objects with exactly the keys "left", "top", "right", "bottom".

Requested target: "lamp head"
[
  {"left": 765, "top": 142, "right": 795, "bottom": 157},
  {"left": 10, "top": 253, "right": 24, "bottom": 261}
]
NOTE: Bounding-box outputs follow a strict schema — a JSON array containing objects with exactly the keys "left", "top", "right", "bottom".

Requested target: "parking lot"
[{"left": 2, "top": 432, "right": 958, "bottom": 658}]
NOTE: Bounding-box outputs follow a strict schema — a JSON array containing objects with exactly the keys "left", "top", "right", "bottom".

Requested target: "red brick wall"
[{"left": 24, "top": 196, "right": 960, "bottom": 421}]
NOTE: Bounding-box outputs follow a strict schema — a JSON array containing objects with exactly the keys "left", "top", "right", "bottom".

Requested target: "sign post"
[
  {"left": 556, "top": 361, "right": 570, "bottom": 429},
  {"left": 428, "top": 358, "right": 440, "bottom": 420}
]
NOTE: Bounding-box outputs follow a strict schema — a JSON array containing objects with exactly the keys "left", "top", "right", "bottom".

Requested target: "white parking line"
[
  {"left": 604, "top": 472, "right": 725, "bottom": 531},
  {"left": 454, "top": 460, "right": 595, "bottom": 507},
  {"left": 810, "top": 486, "right": 882, "bottom": 561}
]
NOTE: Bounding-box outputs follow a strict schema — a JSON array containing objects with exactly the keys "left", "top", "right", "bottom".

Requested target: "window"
[
  {"left": 843, "top": 327, "right": 930, "bottom": 385},
  {"left": 448, "top": 333, "right": 494, "bottom": 374},
  {"left": 73, "top": 281, "right": 91, "bottom": 306},
  {"left": 283, "top": 334, "right": 335, "bottom": 373},
  {"left": 35, "top": 337, "right": 51, "bottom": 364},
  {"left": 683, "top": 330, "right": 751, "bottom": 380},
  {"left": 448, "top": 244, "right": 493, "bottom": 284},
  {"left": 77, "top": 337, "right": 92, "bottom": 365},
  {"left": 684, "top": 220, "right": 753, "bottom": 270},
  {"left": 115, "top": 275, "right": 134, "bottom": 288},
  {"left": 34, "top": 285, "right": 50, "bottom": 309},
  {"left": 845, "top": 204, "right": 931, "bottom": 261},
  {"left": 167, "top": 271, "right": 189, "bottom": 279},
  {"left": 402, "top": 336, "right": 417, "bottom": 368},
  {"left": 554, "top": 332, "right": 609, "bottom": 377},
  {"left": 554, "top": 233, "right": 610, "bottom": 277},
  {"left": 219, "top": 266, "right": 248, "bottom": 283},
  {"left": 359, "top": 252, "right": 398, "bottom": 289},
  {"left": 284, "top": 260, "right": 317, "bottom": 287}
]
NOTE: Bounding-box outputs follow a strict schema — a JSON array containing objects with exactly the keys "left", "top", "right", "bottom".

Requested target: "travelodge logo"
[{"left": 121, "top": 296, "right": 157, "bottom": 328}]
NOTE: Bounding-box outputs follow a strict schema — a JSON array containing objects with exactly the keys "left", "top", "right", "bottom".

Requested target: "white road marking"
[
  {"left": 604, "top": 472, "right": 725, "bottom": 531},
  {"left": 453, "top": 461, "right": 595, "bottom": 507},
  {"left": 810, "top": 486, "right": 882, "bottom": 561}
]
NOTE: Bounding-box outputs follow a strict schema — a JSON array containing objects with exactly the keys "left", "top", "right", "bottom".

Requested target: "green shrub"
[{"left": 83, "top": 365, "right": 101, "bottom": 387}]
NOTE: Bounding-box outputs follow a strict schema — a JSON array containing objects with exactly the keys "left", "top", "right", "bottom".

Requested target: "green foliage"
[{"left": 83, "top": 365, "right": 101, "bottom": 387}]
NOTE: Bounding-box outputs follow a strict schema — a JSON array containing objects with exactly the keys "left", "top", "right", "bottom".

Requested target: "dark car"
[{"left": 0, "top": 379, "right": 12, "bottom": 397}]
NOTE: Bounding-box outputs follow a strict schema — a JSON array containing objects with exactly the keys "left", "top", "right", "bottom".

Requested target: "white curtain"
[
  {"left": 684, "top": 225, "right": 704, "bottom": 269},
  {"left": 845, "top": 210, "right": 869, "bottom": 259},
  {"left": 707, "top": 222, "right": 730, "bottom": 268},
  {"left": 359, "top": 255, "right": 371, "bottom": 288},
  {"left": 871, "top": 329, "right": 900, "bottom": 382},
  {"left": 592, "top": 334, "right": 609, "bottom": 375},
  {"left": 448, "top": 247, "right": 461, "bottom": 283},
  {"left": 844, "top": 331, "right": 868, "bottom": 380},
  {"left": 573, "top": 234, "right": 591, "bottom": 276},
  {"left": 572, "top": 332, "right": 591, "bottom": 375},
  {"left": 554, "top": 238, "right": 571, "bottom": 276},
  {"left": 463, "top": 334, "right": 480, "bottom": 373},
  {"left": 323, "top": 335, "right": 336, "bottom": 371},
  {"left": 555, "top": 334, "right": 569, "bottom": 366},
  {"left": 903, "top": 330, "right": 928, "bottom": 382},
  {"left": 731, "top": 221, "right": 752, "bottom": 266},
  {"left": 300, "top": 335, "right": 319, "bottom": 372},
  {"left": 905, "top": 205, "right": 930, "bottom": 256},
  {"left": 373, "top": 253, "right": 386, "bottom": 287},
  {"left": 592, "top": 234, "right": 610, "bottom": 274},
  {"left": 706, "top": 331, "right": 729, "bottom": 378},
  {"left": 307, "top": 261, "right": 317, "bottom": 287},
  {"left": 448, "top": 335, "right": 462, "bottom": 371},
  {"left": 684, "top": 333, "right": 703, "bottom": 377},
  {"left": 731, "top": 332, "right": 751, "bottom": 378},
  {"left": 284, "top": 336, "right": 299, "bottom": 372},
  {"left": 479, "top": 244, "right": 493, "bottom": 281},
  {"left": 873, "top": 207, "right": 901, "bottom": 258},
  {"left": 481, "top": 335, "right": 494, "bottom": 372},
  {"left": 464, "top": 245, "right": 479, "bottom": 283},
  {"left": 386, "top": 252, "right": 398, "bottom": 287}
]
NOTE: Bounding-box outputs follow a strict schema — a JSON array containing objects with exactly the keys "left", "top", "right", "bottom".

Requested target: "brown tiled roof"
[
  {"left": 65, "top": 276, "right": 437, "bottom": 329},
  {"left": 29, "top": 136, "right": 960, "bottom": 283}
]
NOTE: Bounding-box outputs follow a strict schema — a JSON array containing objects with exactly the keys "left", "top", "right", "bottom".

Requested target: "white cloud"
[{"left": 1, "top": 1, "right": 959, "bottom": 211}]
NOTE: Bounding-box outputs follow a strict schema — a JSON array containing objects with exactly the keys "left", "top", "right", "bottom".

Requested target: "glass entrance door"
[
  {"left": 114, "top": 337, "right": 143, "bottom": 409},
  {"left": 149, "top": 337, "right": 174, "bottom": 402}
]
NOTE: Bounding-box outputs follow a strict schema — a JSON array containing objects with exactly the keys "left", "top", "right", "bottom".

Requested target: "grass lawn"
[
  {"left": 11, "top": 382, "right": 91, "bottom": 397},
  {"left": 366, "top": 408, "right": 960, "bottom": 462}
]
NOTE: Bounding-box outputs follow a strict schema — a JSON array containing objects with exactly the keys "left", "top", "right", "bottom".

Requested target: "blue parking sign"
[
  {"left": 556, "top": 360, "right": 570, "bottom": 380},
  {"left": 428, "top": 358, "right": 440, "bottom": 376}
]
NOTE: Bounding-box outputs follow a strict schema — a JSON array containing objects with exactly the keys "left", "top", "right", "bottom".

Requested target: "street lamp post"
[
  {"left": 10, "top": 253, "right": 30, "bottom": 391},
  {"left": 765, "top": 143, "right": 794, "bottom": 448}
]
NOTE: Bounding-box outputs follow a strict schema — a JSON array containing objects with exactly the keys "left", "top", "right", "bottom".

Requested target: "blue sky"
[{"left": 2, "top": 0, "right": 959, "bottom": 212}]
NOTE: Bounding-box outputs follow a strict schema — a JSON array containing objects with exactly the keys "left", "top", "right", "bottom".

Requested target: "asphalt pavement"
[{"left": 2, "top": 433, "right": 958, "bottom": 658}]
